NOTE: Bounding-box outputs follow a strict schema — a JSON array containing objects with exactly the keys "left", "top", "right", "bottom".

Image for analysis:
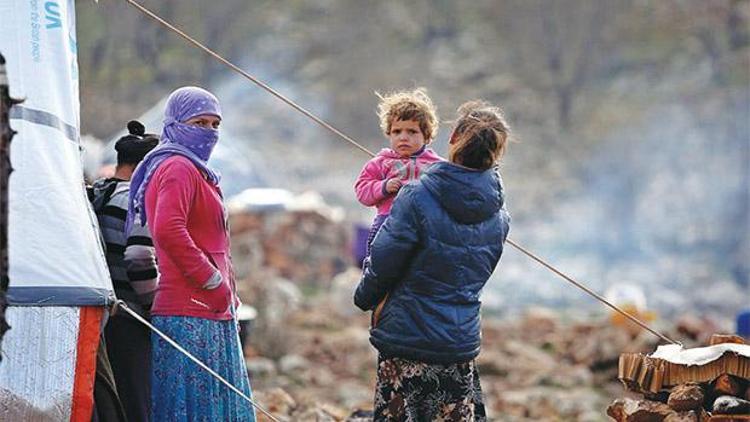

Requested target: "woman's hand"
[
  {"left": 202, "top": 270, "right": 222, "bottom": 290},
  {"left": 385, "top": 178, "right": 403, "bottom": 194}
]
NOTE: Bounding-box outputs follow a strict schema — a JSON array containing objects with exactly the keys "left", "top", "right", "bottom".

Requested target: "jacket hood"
[
  {"left": 421, "top": 162, "right": 505, "bottom": 224},
  {"left": 91, "top": 177, "right": 120, "bottom": 196},
  {"left": 90, "top": 177, "right": 125, "bottom": 212}
]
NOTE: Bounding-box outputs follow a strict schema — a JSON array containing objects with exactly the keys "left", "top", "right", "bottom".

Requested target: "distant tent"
[
  {"left": 0, "top": 1, "right": 112, "bottom": 420},
  {"left": 100, "top": 95, "right": 267, "bottom": 198}
]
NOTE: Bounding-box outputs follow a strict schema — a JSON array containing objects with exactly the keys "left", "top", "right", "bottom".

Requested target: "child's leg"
[{"left": 365, "top": 214, "right": 389, "bottom": 258}]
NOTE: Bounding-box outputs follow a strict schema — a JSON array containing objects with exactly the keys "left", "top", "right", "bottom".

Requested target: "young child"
[
  {"left": 355, "top": 100, "right": 511, "bottom": 422},
  {"left": 355, "top": 88, "right": 443, "bottom": 254}
]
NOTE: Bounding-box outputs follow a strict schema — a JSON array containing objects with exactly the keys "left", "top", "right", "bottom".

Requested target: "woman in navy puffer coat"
[{"left": 355, "top": 100, "right": 511, "bottom": 421}]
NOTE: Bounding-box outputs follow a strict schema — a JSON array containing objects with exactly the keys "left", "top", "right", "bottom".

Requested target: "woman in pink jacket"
[
  {"left": 127, "top": 86, "right": 255, "bottom": 422},
  {"left": 354, "top": 88, "right": 443, "bottom": 255}
]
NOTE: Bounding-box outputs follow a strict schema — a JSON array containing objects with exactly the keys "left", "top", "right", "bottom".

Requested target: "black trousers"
[
  {"left": 104, "top": 313, "right": 152, "bottom": 422},
  {"left": 92, "top": 334, "right": 127, "bottom": 422}
]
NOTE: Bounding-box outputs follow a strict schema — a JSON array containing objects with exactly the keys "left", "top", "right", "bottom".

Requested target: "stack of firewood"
[{"left": 609, "top": 334, "right": 750, "bottom": 421}]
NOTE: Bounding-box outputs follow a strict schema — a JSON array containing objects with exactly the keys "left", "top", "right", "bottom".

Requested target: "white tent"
[{"left": 0, "top": 0, "right": 112, "bottom": 420}]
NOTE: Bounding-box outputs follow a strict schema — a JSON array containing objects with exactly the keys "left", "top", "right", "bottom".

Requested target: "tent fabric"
[
  {"left": 7, "top": 287, "right": 111, "bottom": 306},
  {"left": 0, "top": 306, "right": 100, "bottom": 421},
  {"left": 0, "top": 0, "right": 113, "bottom": 305},
  {"left": 70, "top": 307, "right": 103, "bottom": 422}
]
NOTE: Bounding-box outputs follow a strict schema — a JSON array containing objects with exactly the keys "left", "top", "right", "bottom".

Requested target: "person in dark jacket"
[
  {"left": 91, "top": 120, "right": 159, "bottom": 422},
  {"left": 354, "top": 100, "right": 511, "bottom": 421}
]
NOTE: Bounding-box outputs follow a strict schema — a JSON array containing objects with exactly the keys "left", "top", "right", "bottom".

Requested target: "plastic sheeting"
[
  {"left": 651, "top": 343, "right": 750, "bottom": 366},
  {"left": 0, "top": 307, "right": 80, "bottom": 421},
  {"left": 0, "top": 0, "right": 113, "bottom": 305},
  {"left": 0, "top": 1, "right": 110, "bottom": 418}
]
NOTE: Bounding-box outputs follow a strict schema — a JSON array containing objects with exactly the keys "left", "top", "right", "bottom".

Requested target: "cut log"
[
  {"left": 709, "top": 416, "right": 750, "bottom": 421},
  {"left": 711, "top": 335, "right": 747, "bottom": 346},
  {"left": 668, "top": 384, "right": 705, "bottom": 411},
  {"left": 713, "top": 374, "right": 745, "bottom": 397},
  {"left": 619, "top": 343, "right": 750, "bottom": 393}
]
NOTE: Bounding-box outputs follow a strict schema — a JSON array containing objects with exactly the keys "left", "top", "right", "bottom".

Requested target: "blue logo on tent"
[{"left": 45, "top": 1, "right": 61, "bottom": 29}]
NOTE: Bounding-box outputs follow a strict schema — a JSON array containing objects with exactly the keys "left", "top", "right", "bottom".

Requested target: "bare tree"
[{"left": 493, "top": 0, "right": 627, "bottom": 132}]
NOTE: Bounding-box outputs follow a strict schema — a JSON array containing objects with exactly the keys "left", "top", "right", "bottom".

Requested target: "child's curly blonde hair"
[{"left": 376, "top": 87, "right": 439, "bottom": 142}]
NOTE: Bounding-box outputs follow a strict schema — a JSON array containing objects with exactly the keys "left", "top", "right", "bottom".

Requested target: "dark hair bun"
[
  {"left": 115, "top": 121, "right": 159, "bottom": 164},
  {"left": 127, "top": 120, "right": 146, "bottom": 136}
]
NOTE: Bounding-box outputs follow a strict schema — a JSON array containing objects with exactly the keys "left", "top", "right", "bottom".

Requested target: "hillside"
[{"left": 76, "top": 1, "right": 750, "bottom": 315}]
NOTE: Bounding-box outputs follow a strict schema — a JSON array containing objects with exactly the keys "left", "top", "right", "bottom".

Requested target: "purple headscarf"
[{"left": 125, "top": 86, "right": 222, "bottom": 235}]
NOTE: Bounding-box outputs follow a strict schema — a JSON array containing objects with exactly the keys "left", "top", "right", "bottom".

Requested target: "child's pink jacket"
[{"left": 355, "top": 147, "right": 443, "bottom": 215}]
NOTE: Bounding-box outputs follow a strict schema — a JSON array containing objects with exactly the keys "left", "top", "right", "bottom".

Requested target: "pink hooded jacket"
[{"left": 355, "top": 147, "right": 443, "bottom": 215}]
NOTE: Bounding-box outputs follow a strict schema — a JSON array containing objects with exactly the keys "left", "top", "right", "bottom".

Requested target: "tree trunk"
[{"left": 0, "top": 53, "right": 20, "bottom": 360}]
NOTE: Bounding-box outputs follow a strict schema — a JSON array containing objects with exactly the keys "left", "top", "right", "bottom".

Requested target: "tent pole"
[{"left": 0, "top": 53, "right": 20, "bottom": 358}]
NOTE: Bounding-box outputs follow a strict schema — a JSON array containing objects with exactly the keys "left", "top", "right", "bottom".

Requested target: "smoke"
[{"left": 487, "top": 96, "right": 749, "bottom": 321}]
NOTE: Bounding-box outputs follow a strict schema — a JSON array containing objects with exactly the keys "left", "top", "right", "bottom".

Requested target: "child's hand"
[{"left": 385, "top": 178, "right": 403, "bottom": 194}]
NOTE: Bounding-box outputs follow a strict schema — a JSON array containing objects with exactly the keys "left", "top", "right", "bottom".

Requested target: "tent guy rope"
[
  {"left": 120, "top": 0, "right": 678, "bottom": 343},
  {"left": 114, "top": 300, "right": 286, "bottom": 422}
]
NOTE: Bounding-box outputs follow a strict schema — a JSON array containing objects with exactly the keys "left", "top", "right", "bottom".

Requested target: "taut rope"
[
  {"left": 114, "top": 300, "right": 286, "bottom": 422},
  {"left": 124, "top": 0, "right": 375, "bottom": 158},
  {"left": 121, "top": 0, "right": 679, "bottom": 345}
]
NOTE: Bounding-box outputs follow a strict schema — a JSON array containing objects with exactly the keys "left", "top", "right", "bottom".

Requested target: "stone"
[
  {"left": 713, "top": 395, "right": 750, "bottom": 414},
  {"left": 475, "top": 351, "right": 510, "bottom": 377},
  {"left": 328, "top": 267, "right": 364, "bottom": 318},
  {"left": 254, "top": 388, "right": 297, "bottom": 420},
  {"left": 278, "top": 354, "right": 310, "bottom": 374},
  {"left": 347, "top": 409, "right": 374, "bottom": 421},
  {"left": 663, "top": 410, "right": 700, "bottom": 422},
  {"left": 335, "top": 380, "right": 373, "bottom": 409},
  {"left": 606, "top": 398, "right": 632, "bottom": 421},
  {"left": 539, "top": 364, "right": 594, "bottom": 388},
  {"left": 667, "top": 384, "right": 704, "bottom": 411},
  {"left": 293, "top": 406, "right": 341, "bottom": 421},
  {"left": 245, "top": 357, "right": 277, "bottom": 378},
  {"left": 521, "top": 307, "right": 559, "bottom": 336},
  {"left": 607, "top": 398, "right": 674, "bottom": 422},
  {"left": 675, "top": 315, "right": 719, "bottom": 344}
]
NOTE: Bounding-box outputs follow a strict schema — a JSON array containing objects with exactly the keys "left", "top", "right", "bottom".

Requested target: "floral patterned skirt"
[
  {"left": 374, "top": 355, "right": 487, "bottom": 421},
  {"left": 151, "top": 316, "right": 256, "bottom": 422}
]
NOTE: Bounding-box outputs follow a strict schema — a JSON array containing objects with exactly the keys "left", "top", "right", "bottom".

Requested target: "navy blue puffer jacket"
[{"left": 354, "top": 161, "right": 510, "bottom": 364}]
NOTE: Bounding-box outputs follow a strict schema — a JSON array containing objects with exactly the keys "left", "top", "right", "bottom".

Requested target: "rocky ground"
[
  {"left": 226, "top": 201, "right": 735, "bottom": 421},
  {"left": 238, "top": 270, "right": 709, "bottom": 421}
]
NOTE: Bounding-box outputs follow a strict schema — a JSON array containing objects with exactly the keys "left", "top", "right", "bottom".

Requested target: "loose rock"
[{"left": 667, "top": 384, "right": 704, "bottom": 412}]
